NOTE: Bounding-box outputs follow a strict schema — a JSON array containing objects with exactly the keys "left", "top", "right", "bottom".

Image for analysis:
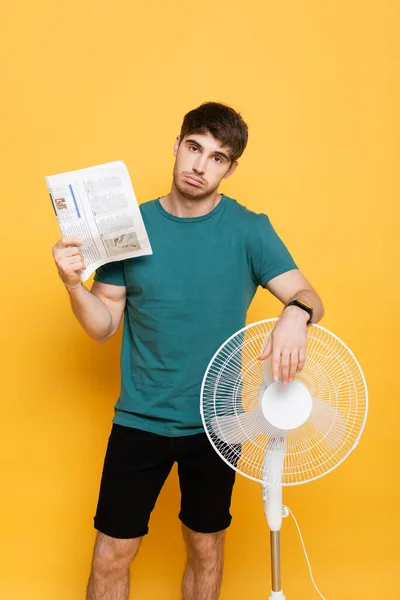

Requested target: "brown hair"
[{"left": 179, "top": 102, "right": 248, "bottom": 163}]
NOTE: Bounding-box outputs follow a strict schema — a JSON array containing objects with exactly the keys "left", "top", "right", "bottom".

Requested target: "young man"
[{"left": 52, "top": 102, "right": 324, "bottom": 600}]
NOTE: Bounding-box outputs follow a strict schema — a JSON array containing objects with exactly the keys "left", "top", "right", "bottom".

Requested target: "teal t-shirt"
[{"left": 94, "top": 194, "right": 297, "bottom": 436}]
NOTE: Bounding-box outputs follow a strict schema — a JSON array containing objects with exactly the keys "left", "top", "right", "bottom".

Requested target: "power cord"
[{"left": 283, "top": 505, "right": 327, "bottom": 600}]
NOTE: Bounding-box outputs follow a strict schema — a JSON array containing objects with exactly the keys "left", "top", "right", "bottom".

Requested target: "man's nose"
[{"left": 192, "top": 154, "right": 207, "bottom": 175}]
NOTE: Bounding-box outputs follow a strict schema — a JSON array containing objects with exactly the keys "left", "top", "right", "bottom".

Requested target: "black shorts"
[{"left": 94, "top": 424, "right": 237, "bottom": 539}]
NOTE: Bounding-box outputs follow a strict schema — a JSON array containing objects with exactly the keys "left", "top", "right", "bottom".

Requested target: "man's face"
[{"left": 172, "top": 132, "right": 238, "bottom": 201}]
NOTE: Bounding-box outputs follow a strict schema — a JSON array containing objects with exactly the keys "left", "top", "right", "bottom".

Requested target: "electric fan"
[{"left": 200, "top": 319, "right": 367, "bottom": 599}]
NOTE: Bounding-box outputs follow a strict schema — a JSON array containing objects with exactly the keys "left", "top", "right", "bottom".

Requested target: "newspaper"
[{"left": 45, "top": 160, "right": 153, "bottom": 281}]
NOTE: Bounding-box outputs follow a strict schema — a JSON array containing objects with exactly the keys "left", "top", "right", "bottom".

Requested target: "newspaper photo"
[{"left": 45, "top": 160, "right": 153, "bottom": 281}]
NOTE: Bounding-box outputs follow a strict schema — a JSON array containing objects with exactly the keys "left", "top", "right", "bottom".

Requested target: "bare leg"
[
  {"left": 181, "top": 524, "right": 225, "bottom": 600},
  {"left": 86, "top": 532, "right": 142, "bottom": 600}
]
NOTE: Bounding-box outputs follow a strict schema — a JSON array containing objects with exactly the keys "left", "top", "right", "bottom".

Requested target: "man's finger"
[
  {"left": 258, "top": 336, "right": 272, "bottom": 360},
  {"left": 281, "top": 349, "right": 290, "bottom": 385},
  {"left": 56, "top": 237, "right": 84, "bottom": 249},
  {"left": 297, "top": 348, "right": 306, "bottom": 372},
  {"left": 272, "top": 351, "right": 281, "bottom": 382},
  {"left": 68, "top": 254, "right": 83, "bottom": 264},
  {"left": 63, "top": 247, "right": 83, "bottom": 258},
  {"left": 289, "top": 351, "right": 298, "bottom": 381}
]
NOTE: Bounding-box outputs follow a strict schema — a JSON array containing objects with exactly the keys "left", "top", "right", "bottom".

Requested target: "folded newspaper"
[{"left": 45, "top": 160, "right": 153, "bottom": 281}]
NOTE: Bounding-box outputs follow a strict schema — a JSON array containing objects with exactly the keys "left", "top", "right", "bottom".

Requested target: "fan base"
[{"left": 269, "top": 591, "right": 286, "bottom": 599}]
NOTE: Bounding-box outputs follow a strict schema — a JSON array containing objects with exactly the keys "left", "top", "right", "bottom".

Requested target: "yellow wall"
[{"left": 1, "top": 1, "right": 398, "bottom": 598}]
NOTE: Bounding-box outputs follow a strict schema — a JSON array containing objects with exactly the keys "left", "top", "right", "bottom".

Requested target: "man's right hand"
[{"left": 52, "top": 236, "right": 86, "bottom": 287}]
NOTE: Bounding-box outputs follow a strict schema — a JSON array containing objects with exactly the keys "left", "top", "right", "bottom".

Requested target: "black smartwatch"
[{"left": 285, "top": 300, "right": 313, "bottom": 326}]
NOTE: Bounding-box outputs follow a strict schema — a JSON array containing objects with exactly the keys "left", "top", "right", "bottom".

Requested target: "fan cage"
[{"left": 200, "top": 319, "right": 368, "bottom": 485}]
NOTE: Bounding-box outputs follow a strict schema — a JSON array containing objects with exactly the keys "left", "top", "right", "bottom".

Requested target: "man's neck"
[{"left": 160, "top": 185, "right": 222, "bottom": 218}]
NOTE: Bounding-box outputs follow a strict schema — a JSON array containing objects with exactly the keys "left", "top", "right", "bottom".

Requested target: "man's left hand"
[{"left": 257, "top": 306, "right": 309, "bottom": 385}]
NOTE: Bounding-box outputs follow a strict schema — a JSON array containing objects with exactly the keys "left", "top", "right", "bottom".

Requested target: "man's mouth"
[{"left": 183, "top": 175, "right": 204, "bottom": 187}]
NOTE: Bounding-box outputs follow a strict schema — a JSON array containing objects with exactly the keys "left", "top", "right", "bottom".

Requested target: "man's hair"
[{"left": 179, "top": 102, "right": 248, "bottom": 163}]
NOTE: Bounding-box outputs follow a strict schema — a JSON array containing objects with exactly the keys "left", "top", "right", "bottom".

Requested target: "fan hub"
[{"left": 261, "top": 380, "right": 312, "bottom": 430}]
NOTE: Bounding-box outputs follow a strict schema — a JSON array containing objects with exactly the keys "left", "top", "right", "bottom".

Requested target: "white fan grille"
[{"left": 200, "top": 319, "right": 368, "bottom": 485}]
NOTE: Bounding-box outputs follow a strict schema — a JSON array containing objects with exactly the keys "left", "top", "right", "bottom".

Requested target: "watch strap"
[{"left": 285, "top": 299, "right": 313, "bottom": 325}]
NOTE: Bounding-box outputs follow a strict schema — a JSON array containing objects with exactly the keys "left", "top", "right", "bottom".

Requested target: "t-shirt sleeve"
[
  {"left": 94, "top": 260, "right": 126, "bottom": 286},
  {"left": 249, "top": 214, "right": 298, "bottom": 286}
]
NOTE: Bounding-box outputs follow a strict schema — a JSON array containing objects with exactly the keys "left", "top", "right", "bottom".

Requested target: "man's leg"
[
  {"left": 181, "top": 525, "right": 225, "bottom": 600},
  {"left": 89, "top": 424, "right": 174, "bottom": 599},
  {"left": 86, "top": 532, "right": 142, "bottom": 600},
  {"left": 175, "top": 433, "right": 238, "bottom": 600}
]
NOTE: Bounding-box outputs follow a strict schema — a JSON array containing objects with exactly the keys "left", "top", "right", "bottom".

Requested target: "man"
[{"left": 52, "top": 102, "right": 324, "bottom": 600}]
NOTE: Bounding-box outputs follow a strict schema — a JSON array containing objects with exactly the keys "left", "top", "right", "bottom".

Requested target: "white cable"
[{"left": 285, "top": 506, "right": 327, "bottom": 600}]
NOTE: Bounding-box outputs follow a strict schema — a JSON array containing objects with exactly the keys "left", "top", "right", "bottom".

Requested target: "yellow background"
[{"left": 1, "top": 1, "right": 398, "bottom": 598}]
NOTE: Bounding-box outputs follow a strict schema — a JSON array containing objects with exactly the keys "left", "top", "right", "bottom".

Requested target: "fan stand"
[
  {"left": 261, "top": 381, "right": 313, "bottom": 600},
  {"left": 263, "top": 447, "right": 286, "bottom": 600},
  {"left": 269, "top": 531, "right": 285, "bottom": 599}
]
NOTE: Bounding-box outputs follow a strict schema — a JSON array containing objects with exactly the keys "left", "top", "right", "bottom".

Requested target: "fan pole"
[
  {"left": 270, "top": 531, "right": 285, "bottom": 595},
  {"left": 263, "top": 443, "right": 286, "bottom": 600}
]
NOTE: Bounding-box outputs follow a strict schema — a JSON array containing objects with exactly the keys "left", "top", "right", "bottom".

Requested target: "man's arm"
[
  {"left": 258, "top": 268, "right": 324, "bottom": 384},
  {"left": 67, "top": 281, "right": 126, "bottom": 343},
  {"left": 52, "top": 237, "right": 126, "bottom": 343},
  {"left": 264, "top": 268, "right": 324, "bottom": 324}
]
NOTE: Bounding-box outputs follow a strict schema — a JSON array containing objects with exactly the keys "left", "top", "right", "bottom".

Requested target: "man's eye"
[
  {"left": 189, "top": 146, "right": 198, "bottom": 152},
  {"left": 214, "top": 156, "right": 222, "bottom": 163}
]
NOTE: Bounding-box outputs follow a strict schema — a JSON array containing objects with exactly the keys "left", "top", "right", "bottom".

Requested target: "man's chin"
[{"left": 176, "top": 181, "right": 210, "bottom": 201}]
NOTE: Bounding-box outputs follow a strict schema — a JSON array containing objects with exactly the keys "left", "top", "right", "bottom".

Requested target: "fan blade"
[
  {"left": 210, "top": 404, "right": 280, "bottom": 444},
  {"left": 308, "top": 397, "right": 347, "bottom": 449},
  {"left": 261, "top": 357, "right": 274, "bottom": 384}
]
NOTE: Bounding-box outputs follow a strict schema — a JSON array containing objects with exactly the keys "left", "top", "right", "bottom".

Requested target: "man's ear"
[
  {"left": 173, "top": 135, "right": 181, "bottom": 157},
  {"left": 223, "top": 161, "right": 239, "bottom": 179}
]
